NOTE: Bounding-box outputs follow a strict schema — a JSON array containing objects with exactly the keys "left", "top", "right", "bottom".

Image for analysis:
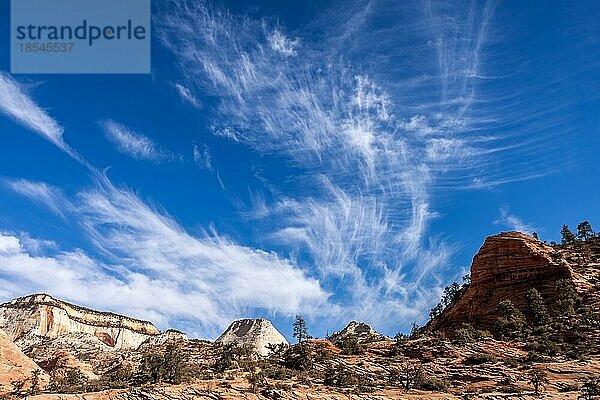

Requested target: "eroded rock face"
[
  {"left": 0, "top": 294, "right": 159, "bottom": 350},
  {"left": 329, "top": 321, "right": 387, "bottom": 344},
  {"left": 0, "top": 328, "right": 49, "bottom": 395},
  {"left": 215, "top": 318, "right": 288, "bottom": 356},
  {"left": 431, "top": 232, "right": 573, "bottom": 333}
]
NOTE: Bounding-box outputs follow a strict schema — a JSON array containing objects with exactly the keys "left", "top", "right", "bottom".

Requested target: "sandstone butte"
[
  {"left": 0, "top": 293, "right": 160, "bottom": 350},
  {"left": 216, "top": 318, "right": 289, "bottom": 356},
  {"left": 428, "top": 231, "right": 576, "bottom": 334}
]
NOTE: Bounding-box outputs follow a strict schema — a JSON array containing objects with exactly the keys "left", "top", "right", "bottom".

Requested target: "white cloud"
[
  {"left": 426, "top": 138, "right": 475, "bottom": 162},
  {"left": 268, "top": 30, "right": 299, "bottom": 56},
  {"left": 174, "top": 83, "right": 202, "bottom": 109},
  {"left": 495, "top": 207, "right": 536, "bottom": 234},
  {"left": 193, "top": 144, "right": 212, "bottom": 170},
  {"left": 3, "top": 178, "right": 329, "bottom": 337},
  {"left": 156, "top": 2, "right": 474, "bottom": 329},
  {"left": 4, "top": 179, "right": 69, "bottom": 217},
  {"left": 100, "top": 120, "right": 173, "bottom": 162},
  {"left": 0, "top": 72, "right": 76, "bottom": 158}
]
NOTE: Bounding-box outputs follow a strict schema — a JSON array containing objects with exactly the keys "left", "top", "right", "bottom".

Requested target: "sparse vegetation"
[
  {"left": 527, "top": 368, "right": 549, "bottom": 395},
  {"left": 496, "top": 300, "right": 526, "bottom": 340},
  {"left": 48, "top": 369, "right": 88, "bottom": 393},
  {"left": 428, "top": 275, "right": 470, "bottom": 320},
  {"left": 453, "top": 323, "right": 490, "bottom": 344},
  {"left": 579, "top": 377, "right": 600, "bottom": 399},
  {"left": 337, "top": 334, "right": 364, "bottom": 355},
  {"left": 138, "top": 343, "right": 191, "bottom": 384},
  {"left": 463, "top": 353, "right": 497, "bottom": 365}
]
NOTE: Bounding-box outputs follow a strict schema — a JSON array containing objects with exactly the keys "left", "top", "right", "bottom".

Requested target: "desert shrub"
[
  {"left": 579, "top": 378, "right": 600, "bottom": 399},
  {"left": 214, "top": 343, "right": 254, "bottom": 373},
  {"left": 137, "top": 343, "right": 191, "bottom": 384},
  {"left": 409, "top": 323, "right": 422, "bottom": 339},
  {"left": 282, "top": 343, "right": 314, "bottom": 371},
  {"left": 463, "top": 353, "right": 497, "bottom": 365},
  {"left": 246, "top": 369, "right": 268, "bottom": 393},
  {"left": 526, "top": 333, "right": 559, "bottom": 357},
  {"left": 49, "top": 369, "right": 88, "bottom": 393},
  {"left": 100, "top": 365, "right": 134, "bottom": 389},
  {"left": 10, "top": 379, "right": 26, "bottom": 397},
  {"left": 266, "top": 343, "right": 288, "bottom": 358},
  {"left": 502, "top": 356, "right": 521, "bottom": 368},
  {"left": 263, "top": 365, "right": 293, "bottom": 380},
  {"left": 453, "top": 323, "right": 491, "bottom": 344},
  {"left": 417, "top": 374, "right": 448, "bottom": 391},
  {"left": 314, "top": 342, "right": 333, "bottom": 362},
  {"left": 337, "top": 334, "right": 364, "bottom": 355},
  {"left": 323, "top": 364, "right": 360, "bottom": 387},
  {"left": 389, "top": 361, "right": 423, "bottom": 392}
]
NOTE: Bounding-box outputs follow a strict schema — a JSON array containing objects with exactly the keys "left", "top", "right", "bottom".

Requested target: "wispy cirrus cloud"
[
  {"left": 156, "top": 0, "right": 501, "bottom": 330},
  {"left": 3, "top": 179, "right": 68, "bottom": 217},
  {"left": 495, "top": 207, "right": 537, "bottom": 235},
  {"left": 3, "top": 177, "right": 329, "bottom": 337},
  {"left": 0, "top": 72, "right": 78, "bottom": 160},
  {"left": 100, "top": 119, "right": 175, "bottom": 162},
  {"left": 174, "top": 83, "right": 202, "bottom": 109},
  {"left": 193, "top": 144, "right": 212, "bottom": 171}
]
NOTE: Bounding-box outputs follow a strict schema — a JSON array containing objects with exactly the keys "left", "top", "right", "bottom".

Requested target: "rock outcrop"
[
  {"left": 215, "top": 318, "right": 288, "bottom": 356},
  {"left": 329, "top": 321, "right": 387, "bottom": 344},
  {"left": 0, "top": 328, "right": 49, "bottom": 395},
  {"left": 430, "top": 232, "right": 574, "bottom": 333},
  {"left": 0, "top": 294, "right": 159, "bottom": 350}
]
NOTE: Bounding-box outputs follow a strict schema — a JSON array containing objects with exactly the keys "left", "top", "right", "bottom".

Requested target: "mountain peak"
[{"left": 216, "top": 318, "right": 288, "bottom": 356}]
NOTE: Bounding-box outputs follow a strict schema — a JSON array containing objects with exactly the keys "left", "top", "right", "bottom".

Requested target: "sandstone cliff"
[
  {"left": 0, "top": 294, "right": 159, "bottom": 350},
  {"left": 215, "top": 318, "right": 288, "bottom": 356},
  {"left": 430, "top": 232, "right": 574, "bottom": 333},
  {"left": 0, "top": 328, "right": 49, "bottom": 395}
]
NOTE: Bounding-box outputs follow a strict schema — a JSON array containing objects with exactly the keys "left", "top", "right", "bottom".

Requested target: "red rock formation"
[{"left": 431, "top": 232, "right": 573, "bottom": 333}]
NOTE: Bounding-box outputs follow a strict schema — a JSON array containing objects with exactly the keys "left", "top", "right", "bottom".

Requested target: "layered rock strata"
[{"left": 0, "top": 294, "right": 159, "bottom": 350}]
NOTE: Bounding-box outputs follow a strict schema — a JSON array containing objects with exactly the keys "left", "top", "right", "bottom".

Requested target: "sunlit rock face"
[
  {"left": 0, "top": 294, "right": 159, "bottom": 350},
  {"left": 216, "top": 318, "right": 288, "bottom": 356},
  {"left": 430, "top": 232, "right": 574, "bottom": 334},
  {"left": 329, "top": 321, "right": 387, "bottom": 344}
]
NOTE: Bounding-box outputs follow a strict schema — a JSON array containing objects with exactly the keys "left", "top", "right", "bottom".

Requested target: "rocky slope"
[
  {"left": 429, "top": 232, "right": 575, "bottom": 333},
  {"left": 0, "top": 328, "right": 49, "bottom": 395},
  {"left": 215, "top": 318, "right": 288, "bottom": 356},
  {"left": 0, "top": 294, "right": 159, "bottom": 350}
]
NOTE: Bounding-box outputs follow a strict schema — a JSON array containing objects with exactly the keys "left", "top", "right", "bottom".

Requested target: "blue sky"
[{"left": 0, "top": 0, "right": 598, "bottom": 341}]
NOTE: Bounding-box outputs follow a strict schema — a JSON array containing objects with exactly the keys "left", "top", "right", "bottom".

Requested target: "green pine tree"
[
  {"left": 561, "top": 224, "right": 576, "bottom": 245},
  {"left": 293, "top": 315, "right": 309, "bottom": 343}
]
